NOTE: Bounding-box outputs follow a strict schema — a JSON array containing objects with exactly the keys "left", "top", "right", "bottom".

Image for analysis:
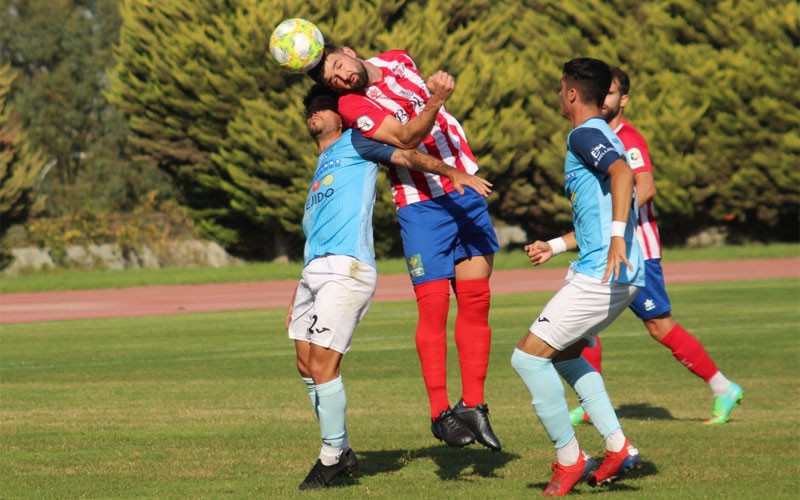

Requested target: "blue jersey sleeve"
[
  {"left": 350, "top": 129, "right": 397, "bottom": 164},
  {"left": 568, "top": 127, "right": 625, "bottom": 174}
]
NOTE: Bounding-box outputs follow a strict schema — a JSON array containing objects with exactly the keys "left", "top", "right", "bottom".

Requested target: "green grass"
[
  {"left": 2, "top": 279, "right": 799, "bottom": 499},
  {"left": 2, "top": 242, "right": 798, "bottom": 294}
]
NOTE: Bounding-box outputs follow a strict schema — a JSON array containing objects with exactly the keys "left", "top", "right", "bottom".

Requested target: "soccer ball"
[{"left": 269, "top": 18, "right": 325, "bottom": 73}]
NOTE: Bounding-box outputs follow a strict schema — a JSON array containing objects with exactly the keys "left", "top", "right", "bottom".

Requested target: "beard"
[
  {"left": 602, "top": 102, "right": 620, "bottom": 122},
  {"left": 348, "top": 61, "right": 370, "bottom": 91}
]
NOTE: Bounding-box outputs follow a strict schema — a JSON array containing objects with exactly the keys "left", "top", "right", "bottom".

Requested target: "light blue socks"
[
  {"left": 303, "top": 376, "right": 318, "bottom": 418},
  {"left": 554, "top": 357, "right": 621, "bottom": 439},
  {"left": 511, "top": 348, "right": 574, "bottom": 448},
  {"left": 315, "top": 376, "right": 348, "bottom": 464}
]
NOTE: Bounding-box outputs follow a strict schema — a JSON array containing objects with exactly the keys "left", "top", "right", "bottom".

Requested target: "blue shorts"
[
  {"left": 397, "top": 188, "right": 499, "bottom": 285},
  {"left": 628, "top": 258, "right": 672, "bottom": 320}
]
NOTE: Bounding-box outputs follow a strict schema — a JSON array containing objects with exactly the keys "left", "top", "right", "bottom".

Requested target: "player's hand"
[
  {"left": 602, "top": 237, "right": 633, "bottom": 283},
  {"left": 427, "top": 71, "right": 455, "bottom": 105},
  {"left": 448, "top": 170, "right": 492, "bottom": 197},
  {"left": 525, "top": 240, "right": 553, "bottom": 266}
]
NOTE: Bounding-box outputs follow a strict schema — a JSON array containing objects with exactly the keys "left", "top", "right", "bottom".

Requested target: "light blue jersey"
[
  {"left": 303, "top": 129, "right": 396, "bottom": 269},
  {"left": 564, "top": 117, "right": 644, "bottom": 286}
]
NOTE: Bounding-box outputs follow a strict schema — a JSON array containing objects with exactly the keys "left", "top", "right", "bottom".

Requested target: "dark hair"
[
  {"left": 302, "top": 83, "right": 338, "bottom": 118},
  {"left": 562, "top": 58, "right": 612, "bottom": 108},
  {"left": 610, "top": 66, "right": 630, "bottom": 96},
  {"left": 306, "top": 44, "right": 342, "bottom": 84}
]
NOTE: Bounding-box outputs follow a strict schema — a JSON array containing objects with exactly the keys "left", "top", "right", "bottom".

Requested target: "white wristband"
[
  {"left": 547, "top": 237, "right": 567, "bottom": 256},
  {"left": 611, "top": 221, "right": 626, "bottom": 238}
]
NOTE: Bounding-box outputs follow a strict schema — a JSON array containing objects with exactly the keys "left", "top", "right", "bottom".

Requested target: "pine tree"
[
  {"left": 108, "top": 0, "right": 799, "bottom": 260},
  {"left": 0, "top": 65, "right": 48, "bottom": 268}
]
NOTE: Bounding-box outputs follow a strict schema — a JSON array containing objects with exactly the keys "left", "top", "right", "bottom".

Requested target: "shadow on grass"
[
  {"left": 358, "top": 445, "right": 520, "bottom": 481},
  {"left": 616, "top": 403, "right": 675, "bottom": 421},
  {"left": 526, "top": 460, "right": 658, "bottom": 494}
]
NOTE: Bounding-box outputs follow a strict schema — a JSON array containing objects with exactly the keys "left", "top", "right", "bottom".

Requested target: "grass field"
[
  {"left": 2, "top": 242, "right": 798, "bottom": 294},
  {"left": 1, "top": 279, "right": 799, "bottom": 499}
]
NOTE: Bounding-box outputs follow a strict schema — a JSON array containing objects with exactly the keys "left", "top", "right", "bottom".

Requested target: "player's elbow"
[{"left": 395, "top": 134, "right": 422, "bottom": 150}]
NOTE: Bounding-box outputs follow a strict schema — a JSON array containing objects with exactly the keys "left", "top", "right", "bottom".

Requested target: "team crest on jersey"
[
  {"left": 390, "top": 62, "right": 405, "bottom": 78},
  {"left": 322, "top": 174, "right": 334, "bottom": 186},
  {"left": 356, "top": 116, "right": 374, "bottom": 132},
  {"left": 627, "top": 148, "right": 645, "bottom": 168},
  {"left": 407, "top": 253, "right": 425, "bottom": 277}
]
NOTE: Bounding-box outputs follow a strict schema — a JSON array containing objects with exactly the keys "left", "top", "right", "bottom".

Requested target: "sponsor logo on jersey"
[
  {"left": 407, "top": 253, "right": 425, "bottom": 277},
  {"left": 537, "top": 317, "right": 550, "bottom": 323},
  {"left": 356, "top": 116, "right": 374, "bottom": 132},
  {"left": 644, "top": 298, "right": 656, "bottom": 311},
  {"left": 627, "top": 148, "right": 645, "bottom": 168},
  {"left": 591, "top": 143, "right": 610, "bottom": 165},
  {"left": 317, "top": 158, "right": 340, "bottom": 176},
  {"left": 367, "top": 87, "right": 381, "bottom": 100},
  {"left": 394, "top": 108, "right": 409, "bottom": 124},
  {"left": 322, "top": 174, "right": 334, "bottom": 186},
  {"left": 306, "top": 186, "right": 335, "bottom": 210}
]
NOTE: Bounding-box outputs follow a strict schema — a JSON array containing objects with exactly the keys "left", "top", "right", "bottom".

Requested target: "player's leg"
[
  {"left": 569, "top": 336, "right": 602, "bottom": 425},
  {"left": 632, "top": 259, "right": 742, "bottom": 424},
  {"left": 449, "top": 189, "right": 502, "bottom": 449},
  {"left": 549, "top": 276, "right": 641, "bottom": 487},
  {"left": 289, "top": 280, "right": 319, "bottom": 416},
  {"left": 294, "top": 340, "right": 319, "bottom": 417},
  {"left": 398, "top": 200, "right": 474, "bottom": 446},
  {"left": 295, "top": 255, "right": 375, "bottom": 490},
  {"left": 511, "top": 273, "right": 601, "bottom": 495}
]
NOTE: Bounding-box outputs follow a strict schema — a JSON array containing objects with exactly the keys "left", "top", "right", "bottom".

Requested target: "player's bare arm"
[
  {"left": 368, "top": 71, "right": 455, "bottom": 150},
  {"left": 634, "top": 170, "right": 657, "bottom": 207},
  {"left": 390, "top": 148, "right": 492, "bottom": 197},
  {"left": 525, "top": 232, "right": 577, "bottom": 266},
  {"left": 603, "top": 159, "right": 635, "bottom": 283}
]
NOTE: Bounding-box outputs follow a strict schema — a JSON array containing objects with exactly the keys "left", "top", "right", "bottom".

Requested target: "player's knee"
[{"left": 644, "top": 314, "right": 674, "bottom": 341}]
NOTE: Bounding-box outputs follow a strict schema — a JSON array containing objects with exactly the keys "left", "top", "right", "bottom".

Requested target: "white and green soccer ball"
[{"left": 269, "top": 18, "right": 324, "bottom": 73}]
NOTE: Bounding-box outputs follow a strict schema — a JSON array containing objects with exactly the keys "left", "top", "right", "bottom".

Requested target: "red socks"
[
  {"left": 414, "top": 280, "right": 451, "bottom": 419},
  {"left": 580, "top": 336, "right": 603, "bottom": 374},
  {"left": 659, "top": 323, "right": 719, "bottom": 382},
  {"left": 454, "top": 278, "right": 492, "bottom": 407}
]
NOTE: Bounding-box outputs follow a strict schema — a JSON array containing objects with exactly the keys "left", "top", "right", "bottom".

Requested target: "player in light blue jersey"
[
  {"left": 288, "top": 84, "right": 491, "bottom": 491},
  {"left": 510, "top": 58, "right": 643, "bottom": 496}
]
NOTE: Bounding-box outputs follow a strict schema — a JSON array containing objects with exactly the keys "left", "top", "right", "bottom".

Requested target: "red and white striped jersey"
[
  {"left": 337, "top": 50, "right": 479, "bottom": 208},
  {"left": 614, "top": 119, "right": 662, "bottom": 260}
]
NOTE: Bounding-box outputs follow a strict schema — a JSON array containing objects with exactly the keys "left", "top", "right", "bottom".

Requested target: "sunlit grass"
[{"left": 1, "top": 279, "right": 798, "bottom": 498}]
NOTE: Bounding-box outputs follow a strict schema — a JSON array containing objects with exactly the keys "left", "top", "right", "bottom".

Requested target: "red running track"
[{"left": 1, "top": 258, "right": 797, "bottom": 324}]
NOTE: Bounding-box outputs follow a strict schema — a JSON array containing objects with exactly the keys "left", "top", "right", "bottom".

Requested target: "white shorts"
[
  {"left": 288, "top": 255, "right": 377, "bottom": 354},
  {"left": 529, "top": 265, "right": 640, "bottom": 351}
]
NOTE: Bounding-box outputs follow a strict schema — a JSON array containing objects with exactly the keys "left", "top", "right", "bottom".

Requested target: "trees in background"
[
  {"left": 0, "top": 0, "right": 174, "bottom": 218},
  {"left": 4, "top": 0, "right": 797, "bottom": 263},
  {"left": 0, "top": 64, "right": 47, "bottom": 267}
]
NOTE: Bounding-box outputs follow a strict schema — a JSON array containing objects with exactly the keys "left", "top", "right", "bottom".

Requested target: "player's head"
[
  {"left": 602, "top": 66, "right": 630, "bottom": 122},
  {"left": 307, "top": 45, "right": 370, "bottom": 92},
  {"left": 303, "top": 83, "right": 342, "bottom": 141},
  {"left": 560, "top": 58, "right": 612, "bottom": 113}
]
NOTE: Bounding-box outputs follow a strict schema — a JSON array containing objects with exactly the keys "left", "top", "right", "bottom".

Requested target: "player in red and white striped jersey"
[
  {"left": 309, "top": 46, "right": 502, "bottom": 450},
  {"left": 572, "top": 67, "right": 743, "bottom": 426}
]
